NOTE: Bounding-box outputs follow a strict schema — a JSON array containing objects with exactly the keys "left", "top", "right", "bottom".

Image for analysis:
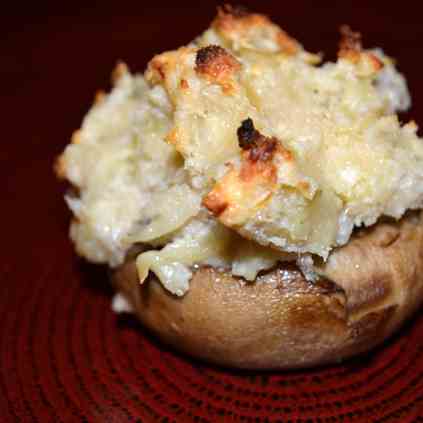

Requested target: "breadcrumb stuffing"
[{"left": 57, "top": 7, "right": 423, "bottom": 295}]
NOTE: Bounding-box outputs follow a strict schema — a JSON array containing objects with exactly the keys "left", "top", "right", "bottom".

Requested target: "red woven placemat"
[{"left": 2, "top": 2, "right": 423, "bottom": 421}]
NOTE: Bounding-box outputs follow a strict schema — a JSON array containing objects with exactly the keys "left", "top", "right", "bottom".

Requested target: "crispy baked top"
[{"left": 57, "top": 6, "right": 423, "bottom": 294}]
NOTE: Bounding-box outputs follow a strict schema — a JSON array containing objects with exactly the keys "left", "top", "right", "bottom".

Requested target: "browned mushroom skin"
[{"left": 113, "top": 211, "right": 423, "bottom": 369}]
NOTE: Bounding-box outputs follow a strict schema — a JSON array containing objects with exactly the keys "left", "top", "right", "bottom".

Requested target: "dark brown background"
[{"left": 2, "top": 1, "right": 423, "bottom": 422}]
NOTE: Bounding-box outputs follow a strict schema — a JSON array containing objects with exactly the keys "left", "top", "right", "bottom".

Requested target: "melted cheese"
[
  {"left": 145, "top": 18, "right": 423, "bottom": 258},
  {"left": 57, "top": 8, "right": 423, "bottom": 295},
  {"left": 136, "top": 217, "right": 287, "bottom": 295}
]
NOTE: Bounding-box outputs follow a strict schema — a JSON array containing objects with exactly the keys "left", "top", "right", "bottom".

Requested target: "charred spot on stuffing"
[
  {"left": 237, "top": 118, "right": 258, "bottom": 149},
  {"left": 196, "top": 45, "right": 226, "bottom": 68},
  {"left": 249, "top": 138, "right": 277, "bottom": 163},
  {"left": 195, "top": 45, "right": 240, "bottom": 79},
  {"left": 54, "top": 129, "right": 83, "bottom": 179},
  {"left": 237, "top": 118, "right": 277, "bottom": 162},
  {"left": 213, "top": 4, "right": 300, "bottom": 56}
]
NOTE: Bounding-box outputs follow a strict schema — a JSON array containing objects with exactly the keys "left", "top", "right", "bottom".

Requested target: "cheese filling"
[{"left": 57, "top": 9, "right": 423, "bottom": 295}]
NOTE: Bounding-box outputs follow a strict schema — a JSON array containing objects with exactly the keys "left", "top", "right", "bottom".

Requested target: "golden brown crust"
[
  {"left": 202, "top": 156, "right": 277, "bottom": 225},
  {"left": 146, "top": 49, "right": 184, "bottom": 85},
  {"left": 338, "top": 25, "right": 362, "bottom": 61},
  {"left": 203, "top": 119, "right": 291, "bottom": 225},
  {"left": 113, "top": 211, "right": 423, "bottom": 369},
  {"left": 236, "top": 117, "right": 278, "bottom": 160},
  {"left": 212, "top": 4, "right": 300, "bottom": 55},
  {"left": 180, "top": 79, "right": 189, "bottom": 90},
  {"left": 54, "top": 130, "right": 83, "bottom": 179},
  {"left": 148, "top": 57, "right": 166, "bottom": 81},
  {"left": 195, "top": 45, "right": 241, "bottom": 93},
  {"left": 111, "top": 61, "right": 129, "bottom": 84},
  {"left": 53, "top": 155, "right": 66, "bottom": 179},
  {"left": 213, "top": 4, "right": 268, "bottom": 33},
  {"left": 338, "top": 25, "right": 384, "bottom": 71},
  {"left": 94, "top": 90, "right": 106, "bottom": 105}
]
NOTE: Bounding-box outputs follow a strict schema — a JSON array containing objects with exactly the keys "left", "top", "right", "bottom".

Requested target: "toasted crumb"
[
  {"left": 338, "top": 25, "right": 384, "bottom": 71},
  {"left": 212, "top": 4, "right": 300, "bottom": 55},
  {"left": 70, "top": 129, "right": 82, "bottom": 144},
  {"left": 94, "top": 90, "right": 106, "bottom": 105},
  {"left": 58, "top": 6, "right": 422, "bottom": 296},
  {"left": 54, "top": 154, "right": 66, "bottom": 179},
  {"left": 237, "top": 118, "right": 278, "bottom": 163},
  {"left": 237, "top": 118, "right": 258, "bottom": 150},
  {"left": 338, "top": 25, "right": 362, "bottom": 60},
  {"left": 180, "top": 79, "right": 189, "bottom": 89},
  {"left": 195, "top": 45, "right": 241, "bottom": 90},
  {"left": 112, "top": 61, "right": 129, "bottom": 84}
]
